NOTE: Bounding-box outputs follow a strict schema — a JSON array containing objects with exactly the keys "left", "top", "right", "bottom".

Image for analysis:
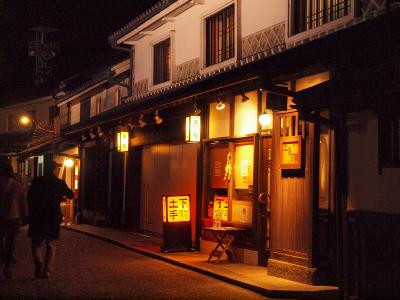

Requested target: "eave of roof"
[
  {"left": 108, "top": 0, "right": 178, "bottom": 44},
  {"left": 61, "top": 7, "right": 400, "bottom": 138}
]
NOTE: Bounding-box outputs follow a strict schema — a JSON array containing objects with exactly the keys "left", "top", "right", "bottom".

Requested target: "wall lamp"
[
  {"left": 138, "top": 114, "right": 146, "bottom": 128},
  {"left": 216, "top": 99, "right": 226, "bottom": 111},
  {"left": 193, "top": 102, "right": 202, "bottom": 115},
  {"left": 154, "top": 110, "right": 163, "bottom": 125},
  {"left": 241, "top": 93, "right": 250, "bottom": 102}
]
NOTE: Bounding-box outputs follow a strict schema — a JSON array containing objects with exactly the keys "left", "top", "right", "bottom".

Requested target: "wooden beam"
[
  {"left": 162, "top": 17, "right": 176, "bottom": 22},
  {"left": 140, "top": 31, "right": 153, "bottom": 36}
]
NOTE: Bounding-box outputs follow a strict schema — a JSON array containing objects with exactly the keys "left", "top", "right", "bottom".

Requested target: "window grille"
[
  {"left": 291, "top": 0, "right": 351, "bottom": 35},
  {"left": 153, "top": 38, "right": 171, "bottom": 85},
  {"left": 205, "top": 4, "right": 235, "bottom": 66},
  {"left": 379, "top": 116, "right": 400, "bottom": 168}
]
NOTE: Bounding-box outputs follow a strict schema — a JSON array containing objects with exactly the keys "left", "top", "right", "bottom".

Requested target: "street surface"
[{"left": 0, "top": 228, "right": 272, "bottom": 300}]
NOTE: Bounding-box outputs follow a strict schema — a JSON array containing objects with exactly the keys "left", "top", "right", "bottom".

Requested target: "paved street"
[{"left": 0, "top": 228, "right": 272, "bottom": 300}]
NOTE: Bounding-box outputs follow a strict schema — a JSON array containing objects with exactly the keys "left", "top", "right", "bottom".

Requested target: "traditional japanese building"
[
  {"left": 4, "top": 0, "right": 397, "bottom": 298},
  {"left": 106, "top": 1, "right": 400, "bottom": 298}
]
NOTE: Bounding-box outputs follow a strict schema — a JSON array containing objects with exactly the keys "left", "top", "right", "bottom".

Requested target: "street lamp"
[
  {"left": 18, "top": 115, "right": 55, "bottom": 133},
  {"left": 19, "top": 115, "right": 32, "bottom": 126}
]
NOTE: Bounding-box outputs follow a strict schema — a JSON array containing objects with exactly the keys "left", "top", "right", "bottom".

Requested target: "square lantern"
[
  {"left": 116, "top": 127, "right": 129, "bottom": 152},
  {"left": 185, "top": 115, "right": 201, "bottom": 143}
]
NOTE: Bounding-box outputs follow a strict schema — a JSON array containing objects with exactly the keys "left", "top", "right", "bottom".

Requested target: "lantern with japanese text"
[
  {"left": 161, "top": 195, "right": 193, "bottom": 253},
  {"left": 116, "top": 126, "right": 129, "bottom": 152},
  {"left": 185, "top": 115, "right": 201, "bottom": 143}
]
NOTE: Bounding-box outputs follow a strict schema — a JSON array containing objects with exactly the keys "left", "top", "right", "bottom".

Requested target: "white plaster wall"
[
  {"left": 70, "top": 103, "right": 80, "bottom": 125},
  {"left": 133, "top": 0, "right": 287, "bottom": 83},
  {"left": 174, "top": 0, "right": 233, "bottom": 65},
  {"left": 241, "top": 0, "right": 285, "bottom": 37},
  {"left": 134, "top": 21, "right": 175, "bottom": 83},
  {"left": 347, "top": 111, "right": 400, "bottom": 213}
]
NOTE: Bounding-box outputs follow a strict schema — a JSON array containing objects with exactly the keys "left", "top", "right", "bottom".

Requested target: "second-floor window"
[
  {"left": 96, "top": 97, "right": 102, "bottom": 114},
  {"left": 380, "top": 115, "right": 400, "bottom": 168},
  {"left": 7, "top": 114, "right": 17, "bottom": 131},
  {"left": 80, "top": 99, "right": 91, "bottom": 123},
  {"left": 291, "top": 0, "right": 351, "bottom": 35},
  {"left": 205, "top": 4, "right": 235, "bottom": 67},
  {"left": 153, "top": 38, "right": 171, "bottom": 85}
]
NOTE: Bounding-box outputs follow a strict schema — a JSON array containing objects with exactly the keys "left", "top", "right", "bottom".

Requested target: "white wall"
[
  {"left": 132, "top": 0, "right": 286, "bottom": 85},
  {"left": 70, "top": 103, "right": 80, "bottom": 125},
  {"left": 347, "top": 111, "right": 400, "bottom": 213},
  {"left": 241, "top": 0, "right": 285, "bottom": 37},
  {"left": 134, "top": 21, "right": 175, "bottom": 83}
]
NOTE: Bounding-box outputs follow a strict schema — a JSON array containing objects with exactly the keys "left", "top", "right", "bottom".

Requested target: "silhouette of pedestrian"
[
  {"left": 27, "top": 160, "right": 73, "bottom": 279},
  {"left": 0, "top": 156, "right": 28, "bottom": 279}
]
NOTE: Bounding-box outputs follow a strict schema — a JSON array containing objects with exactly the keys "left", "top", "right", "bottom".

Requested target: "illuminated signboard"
[
  {"left": 117, "top": 130, "right": 129, "bottom": 152},
  {"left": 280, "top": 136, "right": 302, "bottom": 169},
  {"left": 163, "top": 195, "right": 190, "bottom": 223},
  {"left": 213, "top": 196, "right": 229, "bottom": 221},
  {"left": 185, "top": 115, "right": 201, "bottom": 143}
]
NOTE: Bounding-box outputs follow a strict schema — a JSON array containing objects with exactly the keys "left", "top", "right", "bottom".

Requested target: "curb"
[{"left": 63, "top": 226, "right": 338, "bottom": 300}]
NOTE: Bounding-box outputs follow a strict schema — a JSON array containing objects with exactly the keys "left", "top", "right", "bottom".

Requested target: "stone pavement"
[
  {"left": 0, "top": 228, "right": 275, "bottom": 300},
  {"left": 63, "top": 224, "right": 338, "bottom": 300}
]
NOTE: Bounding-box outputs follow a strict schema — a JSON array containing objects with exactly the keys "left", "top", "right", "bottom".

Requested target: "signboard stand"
[{"left": 161, "top": 195, "right": 193, "bottom": 253}]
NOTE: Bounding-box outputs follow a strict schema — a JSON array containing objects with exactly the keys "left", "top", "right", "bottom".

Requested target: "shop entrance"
[
  {"left": 140, "top": 144, "right": 197, "bottom": 239},
  {"left": 55, "top": 148, "right": 80, "bottom": 225},
  {"left": 258, "top": 137, "right": 272, "bottom": 266}
]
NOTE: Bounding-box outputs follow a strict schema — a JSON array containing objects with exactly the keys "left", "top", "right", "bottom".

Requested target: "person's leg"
[
  {"left": 31, "top": 237, "right": 44, "bottom": 278},
  {"left": 11, "top": 235, "right": 16, "bottom": 264},
  {"left": 3, "top": 233, "right": 16, "bottom": 278},
  {"left": 43, "top": 239, "right": 57, "bottom": 278}
]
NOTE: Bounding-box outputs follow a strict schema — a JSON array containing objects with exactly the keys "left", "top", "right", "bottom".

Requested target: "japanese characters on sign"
[
  {"left": 185, "top": 115, "right": 201, "bottom": 143},
  {"left": 163, "top": 195, "right": 191, "bottom": 223},
  {"left": 117, "top": 131, "right": 129, "bottom": 152},
  {"left": 280, "top": 136, "right": 302, "bottom": 169},
  {"left": 213, "top": 196, "right": 229, "bottom": 221}
]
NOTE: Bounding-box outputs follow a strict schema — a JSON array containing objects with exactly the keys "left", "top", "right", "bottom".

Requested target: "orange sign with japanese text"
[
  {"left": 163, "top": 195, "right": 190, "bottom": 223},
  {"left": 213, "top": 196, "right": 229, "bottom": 221}
]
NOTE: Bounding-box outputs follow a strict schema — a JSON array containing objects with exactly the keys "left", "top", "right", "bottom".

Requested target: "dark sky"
[{"left": 0, "top": 0, "right": 158, "bottom": 100}]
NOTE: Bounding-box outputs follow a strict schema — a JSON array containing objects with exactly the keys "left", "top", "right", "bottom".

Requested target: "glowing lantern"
[
  {"left": 163, "top": 195, "right": 190, "bottom": 223},
  {"left": 185, "top": 115, "right": 201, "bottom": 143},
  {"left": 64, "top": 159, "right": 74, "bottom": 168},
  {"left": 116, "top": 127, "right": 129, "bottom": 152},
  {"left": 259, "top": 109, "right": 273, "bottom": 130}
]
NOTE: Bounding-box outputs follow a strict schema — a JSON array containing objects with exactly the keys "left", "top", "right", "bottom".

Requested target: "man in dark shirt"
[{"left": 27, "top": 160, "right": 73, "bottom": 279}]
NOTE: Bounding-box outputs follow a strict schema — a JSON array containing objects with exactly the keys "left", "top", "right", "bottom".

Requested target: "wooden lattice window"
[
  {"left": 205, "top": 4, "right": 235, "bottom": 67},
  {"left": 290, "top": 0, "right": 351, "bottom": 35},
  {"left": 153, "top": 38, "right": 171, "bottom": 85},
  {"left": 279, "top": 112, "right": 305, "bottom": 138},
  {"left": 379, "top": 115, "right": 400, "bottom": 168}
]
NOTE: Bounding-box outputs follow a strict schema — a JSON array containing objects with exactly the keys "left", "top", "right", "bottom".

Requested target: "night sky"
[{"left": 0, "top": 0, "right": 158, "bottom": 102}]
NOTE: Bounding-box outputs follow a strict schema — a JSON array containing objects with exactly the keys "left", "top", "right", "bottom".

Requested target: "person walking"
[
  {"left": 27, "top": 160, "right": 73, "bottom": 279},
  {"left": 0, "top": 156, "right": 28, "bottom": 279}
]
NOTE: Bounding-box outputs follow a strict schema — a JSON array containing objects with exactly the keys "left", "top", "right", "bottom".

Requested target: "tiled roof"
[{"left": 108, "top": 0, "right": 178, "bottom": 43}]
